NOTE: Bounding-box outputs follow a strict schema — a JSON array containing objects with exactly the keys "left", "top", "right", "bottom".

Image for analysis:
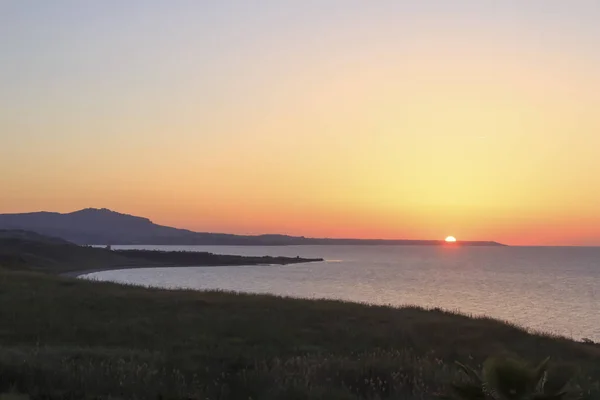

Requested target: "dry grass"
[{"left": 0, "top": 268, "right": 599, "bottom": 399}]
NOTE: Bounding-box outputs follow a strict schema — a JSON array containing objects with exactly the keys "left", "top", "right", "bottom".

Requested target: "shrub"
[{"left": 446, "top": 356, "right": 579, "bottom": 400}]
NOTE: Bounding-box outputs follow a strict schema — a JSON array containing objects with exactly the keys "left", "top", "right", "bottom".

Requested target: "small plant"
[{"left": 446, "top": 356, "right": 578, "bottom": 400}]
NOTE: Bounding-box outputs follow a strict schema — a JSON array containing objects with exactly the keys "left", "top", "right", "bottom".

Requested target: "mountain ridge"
[{"left": 0, "top": 208, "right": 507, "bottom": 246}]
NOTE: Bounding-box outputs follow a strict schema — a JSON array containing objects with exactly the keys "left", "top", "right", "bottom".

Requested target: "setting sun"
[{"left": 445, "top": 236, "right": 457, "bottom": 243}]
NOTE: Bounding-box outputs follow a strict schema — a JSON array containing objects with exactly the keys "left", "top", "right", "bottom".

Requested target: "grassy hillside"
[{"left": 0, "top": 268, "right": 599, "bottom": 399}]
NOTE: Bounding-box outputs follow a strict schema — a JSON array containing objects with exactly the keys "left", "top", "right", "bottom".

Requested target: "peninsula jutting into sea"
[{"left": 0, "top": 208, "right": 506, "bottom": 246}]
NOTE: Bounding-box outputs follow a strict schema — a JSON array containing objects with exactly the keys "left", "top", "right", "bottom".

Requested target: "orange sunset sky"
[{"left": 2, "top": 1, "right": 600, "bottom": 246}]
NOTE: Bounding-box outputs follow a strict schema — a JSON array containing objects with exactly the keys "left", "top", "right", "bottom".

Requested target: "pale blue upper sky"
[
  {"left": 3, "top": 1, "right": 599, "bottom": 121},
  {"left": 3, "top": 1, "right": 599, "bottom": 141}
]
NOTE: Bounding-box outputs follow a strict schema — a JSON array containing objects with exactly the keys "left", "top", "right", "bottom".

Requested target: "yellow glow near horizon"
[{"left": 445, "top": 236, "right": 457, "bottom": 243}]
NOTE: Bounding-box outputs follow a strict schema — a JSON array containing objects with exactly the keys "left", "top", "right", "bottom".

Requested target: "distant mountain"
[{"left": 0, "top": 208, "right": 506, "bottom": 246}]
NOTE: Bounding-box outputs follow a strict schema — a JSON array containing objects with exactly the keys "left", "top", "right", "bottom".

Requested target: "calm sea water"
[{"left": 83, "top": 245, "right": 600, "bottom": 341}]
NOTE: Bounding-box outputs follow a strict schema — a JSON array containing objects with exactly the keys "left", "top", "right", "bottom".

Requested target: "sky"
[{"left": 1, "top": 1, "right": 600, "bottom": 246}]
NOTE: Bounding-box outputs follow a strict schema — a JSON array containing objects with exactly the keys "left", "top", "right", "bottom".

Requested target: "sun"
[{"left": 445, "top": 236, "right": 457, "bottom": 243}]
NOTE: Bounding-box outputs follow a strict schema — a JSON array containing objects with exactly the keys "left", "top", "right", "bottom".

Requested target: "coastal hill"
[
  {"left": 0, "top": 208, "right": 506, "bottom": 246},
  {"left": 0, "top": 230, "right": 322, "bottom": 274}
]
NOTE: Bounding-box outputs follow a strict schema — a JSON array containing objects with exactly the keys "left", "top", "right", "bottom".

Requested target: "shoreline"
[
  {"left": 3, "top": 266, "right": 599, "bottom": 398},
  {"left": 61, "top": 265, "right": 165, "bottom": 279},
  {"left": 44, "top": 267, "right": 600, "bottom": 345},
  {"left": 61, "top": 260, "right": 321, "bottom": 279}
]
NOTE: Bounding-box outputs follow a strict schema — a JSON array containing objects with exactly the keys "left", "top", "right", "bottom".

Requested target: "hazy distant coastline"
[{"left": 0, "top": 208, "right": 506, "bottom": 247}]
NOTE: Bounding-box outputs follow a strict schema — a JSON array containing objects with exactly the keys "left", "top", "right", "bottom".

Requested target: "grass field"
[{"left": 1, "top": 267, "right": 599, "bottom": 399}]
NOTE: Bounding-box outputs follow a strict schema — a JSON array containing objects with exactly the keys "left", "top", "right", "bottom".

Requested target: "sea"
[{"left": 82, "top": 245, "right": 600, "bottom": 342}]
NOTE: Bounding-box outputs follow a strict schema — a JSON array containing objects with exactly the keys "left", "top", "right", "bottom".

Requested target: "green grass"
[{"left": 0, "top": 268, "right": 599, "bottom": 399}]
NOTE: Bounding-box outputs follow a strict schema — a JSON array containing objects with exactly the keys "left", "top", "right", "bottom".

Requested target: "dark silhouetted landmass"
[
  {"left": 0, "top": 230, "right": 322, "bottom": 274},
  {"left": 115, "top": 249, "right": 321, "bottom": 267},
  {"left": 0, "top": 208, "right": 507, "bottom": 246}
]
